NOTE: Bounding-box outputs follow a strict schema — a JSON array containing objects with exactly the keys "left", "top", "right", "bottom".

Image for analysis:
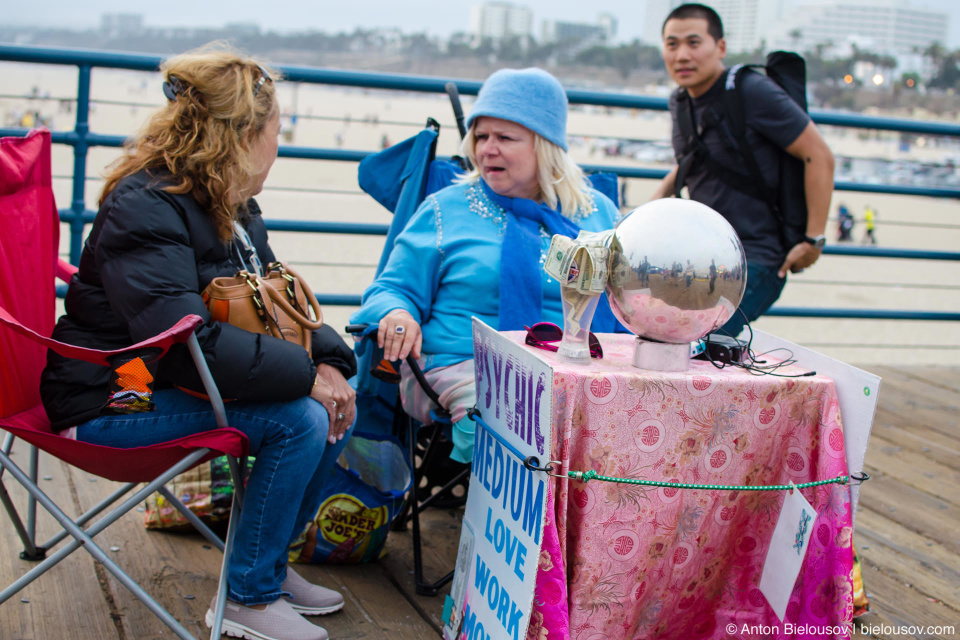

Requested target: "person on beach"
[
  {"left": 863, "top": 204, "right": 877, "bottom": 244},
  {"left": 40, "top": 45, "right": 355, "bottom": 640},
  {"left": 650, "top": 3, "right": 835, "bottom": 337},
  {"left": 838, "top": 202, "right": 855, "bottom": 241},
  {"left": 351, "top": 67, "right": 622, "bottom": 463}
]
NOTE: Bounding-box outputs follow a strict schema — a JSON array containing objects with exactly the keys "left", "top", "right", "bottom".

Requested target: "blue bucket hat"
[{"left": 466, "top": 68, "right": 569, "bottom": 151}]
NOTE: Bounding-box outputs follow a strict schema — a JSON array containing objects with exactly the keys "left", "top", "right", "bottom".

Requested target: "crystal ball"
[{"left": 605, "top": 199, "right": 747, "bottom": 343}]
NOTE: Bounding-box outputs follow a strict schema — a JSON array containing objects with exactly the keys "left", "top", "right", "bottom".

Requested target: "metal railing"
[{"left": 1, "top": 43, "right": 958, "bottom": 322}]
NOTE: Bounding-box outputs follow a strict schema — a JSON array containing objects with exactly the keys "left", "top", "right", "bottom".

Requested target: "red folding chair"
[{"left": 0, "top": 128, "right": 249, "bottom": 639}]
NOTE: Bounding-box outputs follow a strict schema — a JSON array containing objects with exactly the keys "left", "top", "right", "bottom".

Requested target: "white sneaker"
[
  {"left": 205, "top": 596, "right": 328, "bottom": 640},
  {"left": 282, "top": 567, "right": 345, "bottom": 616}
]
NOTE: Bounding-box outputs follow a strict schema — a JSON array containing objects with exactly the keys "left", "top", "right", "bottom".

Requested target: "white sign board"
[
  {"left": 442, "top": 319, "right": 553, "bottom": 640},
  {"left": 746, "top": 329, "right": 880, "bottom": 525}
]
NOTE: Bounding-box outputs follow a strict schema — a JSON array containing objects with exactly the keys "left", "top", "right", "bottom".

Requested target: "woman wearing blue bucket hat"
[{"left": 354, "top": 67, "right": 621, "bottom": 463}]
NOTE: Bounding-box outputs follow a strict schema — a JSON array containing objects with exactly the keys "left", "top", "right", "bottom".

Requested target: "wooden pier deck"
[{"left": 1, "top": 365, "right": 958, "bottom": 640}]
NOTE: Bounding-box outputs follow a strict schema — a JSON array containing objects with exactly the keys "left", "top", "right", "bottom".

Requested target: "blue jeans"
[
  {"left": 720, "top": 263, "right": 786, "bottom": 337},
  {"left": 75, "top": 388, "right": 350, "bottom": 605}
]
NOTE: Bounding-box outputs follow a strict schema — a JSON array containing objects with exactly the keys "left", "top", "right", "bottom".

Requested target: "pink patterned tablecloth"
[{"left": 505, "top": 333, "right": 854, "bottom": 640}]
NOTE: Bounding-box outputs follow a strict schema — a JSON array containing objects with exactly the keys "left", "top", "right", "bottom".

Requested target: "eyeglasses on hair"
[{"left": 162, "top": 64, "right": 272, "bottom": 102}]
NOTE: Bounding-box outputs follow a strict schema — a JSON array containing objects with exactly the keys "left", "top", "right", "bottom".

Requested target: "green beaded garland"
[{"left": 567, "top": 470, "right": 847, "bottom": 491}]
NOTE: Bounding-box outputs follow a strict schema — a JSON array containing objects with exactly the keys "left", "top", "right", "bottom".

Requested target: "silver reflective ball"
[{"left": 605, "top": 199, "right": 747, "bottom": 343}]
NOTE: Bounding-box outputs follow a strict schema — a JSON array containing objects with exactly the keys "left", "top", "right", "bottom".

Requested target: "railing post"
[{"left": 69, "top": 64, "right": 91, "bottom": 266}]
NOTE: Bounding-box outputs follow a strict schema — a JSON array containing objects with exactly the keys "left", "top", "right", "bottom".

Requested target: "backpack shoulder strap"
[
  {"left": 719, "top": 64, "right": 757, "bottom": 140},
  {"left": 719, "top": 64, "right": 778, "bottom": 214},
  {"left": 673, "top": 72, "right": 731, "bottom": 198},
  {"left": 673, "top": 88, "right": 698, "bottom": 198},
  {"left": 673, "top": 69, "right": 762, "bottom": 201}
]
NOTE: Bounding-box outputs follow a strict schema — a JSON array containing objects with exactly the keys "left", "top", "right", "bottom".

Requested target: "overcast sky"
[{"left": 6, "top": 0, "right": 960, "bottom": 48}]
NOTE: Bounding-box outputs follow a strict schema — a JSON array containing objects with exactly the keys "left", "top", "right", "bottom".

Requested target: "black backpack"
[{"left": 673, "top": 51, "right": 808, "bottom": 249}]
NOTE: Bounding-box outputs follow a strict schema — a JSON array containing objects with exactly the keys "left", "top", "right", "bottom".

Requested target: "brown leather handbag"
[{"left": 202, "top": 261, "right": 323, "bottom": 353}]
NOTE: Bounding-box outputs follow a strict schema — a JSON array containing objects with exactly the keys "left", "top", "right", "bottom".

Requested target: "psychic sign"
[{"left": 442, "top": 319, "right": 553, "bottom": 640}]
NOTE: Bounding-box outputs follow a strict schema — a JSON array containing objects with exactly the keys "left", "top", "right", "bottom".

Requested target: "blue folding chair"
[{"left": 349, "top": 119, "right": 623, "bottom": 596}]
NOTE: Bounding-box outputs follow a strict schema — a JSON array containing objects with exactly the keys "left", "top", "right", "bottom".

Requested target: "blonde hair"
[
  {"left": 460, "top": 124, "right": 594, "bottom": 217},
  {"left": 100, "top": 43, "right": 279, "bottom": 241}
]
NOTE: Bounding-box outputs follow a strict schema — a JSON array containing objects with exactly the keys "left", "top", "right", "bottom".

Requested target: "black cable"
[{"left": 703, "top": 309, "right": 816, "bottom": 377}]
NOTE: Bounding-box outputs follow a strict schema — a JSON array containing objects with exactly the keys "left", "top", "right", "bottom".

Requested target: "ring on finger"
[
  {"left": 395, "top": 325, "right": 405, "bottom": 335},
  {"left": 337, "top": 412, "right": 346, "bottom": 421}
]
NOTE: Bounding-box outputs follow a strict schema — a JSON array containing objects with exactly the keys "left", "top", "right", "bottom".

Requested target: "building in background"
[
  {"left": 541, "top": 13, "right": 617, "bottom": 46},
  {"left": 643, "top": 0, "right": 789, "bottom": 53},
  {"left": 469, "top": 2, "right": 532, "bottom": 44},
  {"left": 712, "top": 0, "right": 790, "bottom": 53},
  {"left": 641, "top": 0, "right": 946, "bottom": 61},
  {"left": 769, "top": 0, "right": 948, "bottom": 61},
  {"left": 99, "top": 14, "right": 144, "bottom": 39},
  {"left": 643, "top": 0, "right": 684, "bottom": 45},
  {"left": 642, "top": 0, "right": 787, "bottom": 52}
]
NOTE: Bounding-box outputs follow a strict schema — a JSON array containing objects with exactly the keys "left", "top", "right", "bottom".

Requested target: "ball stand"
[{"left": 632, "top": 338, "right": 690, "bottom": 372}]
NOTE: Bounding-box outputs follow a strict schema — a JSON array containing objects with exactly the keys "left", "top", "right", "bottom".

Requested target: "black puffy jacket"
[{"left": 40, "top": 168, "right": 356, "bottom": 431}]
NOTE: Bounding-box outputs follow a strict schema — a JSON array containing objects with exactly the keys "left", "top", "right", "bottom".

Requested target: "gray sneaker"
[
  {"left": 205, "top": 596, "right": 329, "bottom": 640},
  {"left": 282, "top": 567, "right": 345, "bottom": 616}
]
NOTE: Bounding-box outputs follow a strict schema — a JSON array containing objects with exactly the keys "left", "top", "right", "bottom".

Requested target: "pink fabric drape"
[{"left": 509, "top": 333, "right": 854, "bottom": 640}]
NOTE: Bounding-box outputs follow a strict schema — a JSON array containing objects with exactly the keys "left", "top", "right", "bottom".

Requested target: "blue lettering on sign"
[
  {"left": 490, "top": 441, "right": 504, "bottom": 501},
  {"left": 483, "top": 507, "right": 528, "bottom": 580},
  {"left": 482, "top": 424, "right": 493, "bottom": 492},
  {"left": 474, "top": 554, "right": 490, "bottom": 593},
  {"left": 496, "top": 582, "right": 510, "bottom": 628},
  {"left": 501, "top": 457, "right": 514, "bottom": 512},
  {"left": 509, "top": 459, "right": 525, "bottom": 522},
  {"left": 462, "top": 602, "right": 478, "bottom": 639},
  {"left": 472, "top": 435, "right": 546, "bottom": 547},
  {"left": 523, "top": 475, "right": 544, "bottom": 546},
  {"left": 513, "top": 543, "right": 528, "bottom": 581},
  {"left": 506, "top": 599, "right": 523, "bottom": 640},
  {"left": 472, "top": 553, "right": 525, "bottom": 640},
  {"left": 471, "top": 426, "right": 484, "bottom": 479},
  {"left": 486, "top": 574, "right": 500, "bottom": 611}
]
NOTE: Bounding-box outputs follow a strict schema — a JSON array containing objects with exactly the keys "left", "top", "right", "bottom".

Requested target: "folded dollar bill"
[{"left": 543, "top": 230, "right": 612, "bottom": 294}]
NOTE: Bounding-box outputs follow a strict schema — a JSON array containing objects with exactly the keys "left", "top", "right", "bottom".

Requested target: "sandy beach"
[{"left": 3, "top": 61, "right": 958, "bottom": 366}]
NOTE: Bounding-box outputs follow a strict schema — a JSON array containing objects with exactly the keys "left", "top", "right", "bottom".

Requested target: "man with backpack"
[{"left": 650, "top": 3, "right": 835, "bottom": 337}]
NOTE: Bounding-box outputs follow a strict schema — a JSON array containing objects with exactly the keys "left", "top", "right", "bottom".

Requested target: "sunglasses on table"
[{"left": 523, "top": 322, "right": 603, "bottom": 359}]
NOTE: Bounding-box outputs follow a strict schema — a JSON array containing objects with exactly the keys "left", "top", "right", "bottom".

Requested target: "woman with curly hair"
[{"left": 40, "top": 45, "right": 350, "bottom": 640}]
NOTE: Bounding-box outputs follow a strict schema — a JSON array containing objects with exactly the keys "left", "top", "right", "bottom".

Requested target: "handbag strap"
[
  {"left": 234, "top": 272, "right": 284, "bottom": 339},
  {"left": 261, "top": 263, "right": 324, "bottom": 330}
]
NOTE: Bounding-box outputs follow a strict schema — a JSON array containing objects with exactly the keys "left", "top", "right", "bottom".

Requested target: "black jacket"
[{"left": 40, "top": 168, "right": 356, "bottom": 431}]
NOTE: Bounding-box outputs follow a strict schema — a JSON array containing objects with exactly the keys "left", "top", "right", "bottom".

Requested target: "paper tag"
[
  {"left": 759, "top": 483, "right": 817, "bottom": 621},
  {"left": 442, "top": 521, "right": 476, "bottom": 640}
]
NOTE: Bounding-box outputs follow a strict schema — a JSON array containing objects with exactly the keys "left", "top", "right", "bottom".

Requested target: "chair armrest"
[
  {"left": 345, "top": 321, "right": 448, "bottom": 415},
  {"left": 56, "top": 258, "right": 78, "bottom": 284},
  {"left": 345, "top": 323, "right": 372, "bottom": 335},
  {"left": 0, "top": 305, "right": 203, "bottom": 367}
]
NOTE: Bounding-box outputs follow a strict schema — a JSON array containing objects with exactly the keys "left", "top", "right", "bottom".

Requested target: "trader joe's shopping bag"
[{"left": 289, "top": 432, "right": 412, "bottom": 564}]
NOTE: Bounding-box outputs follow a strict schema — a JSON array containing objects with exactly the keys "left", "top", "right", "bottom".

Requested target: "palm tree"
[
  {"left": 789, "top": 29, "right": 803, "bottom": 51},
  {"left": 923, "top": 42, "right": 946, "bottom": 67}
]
